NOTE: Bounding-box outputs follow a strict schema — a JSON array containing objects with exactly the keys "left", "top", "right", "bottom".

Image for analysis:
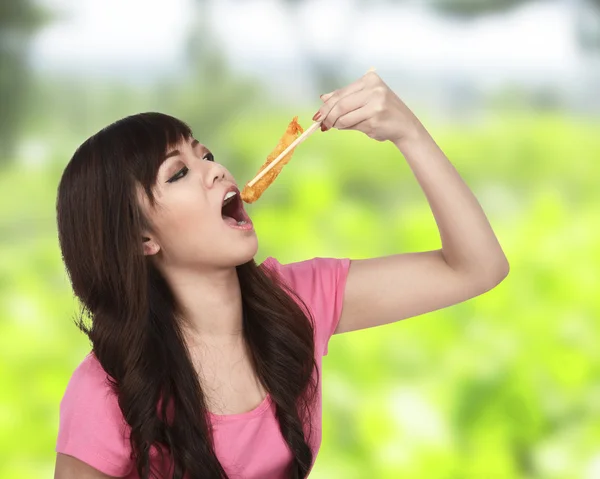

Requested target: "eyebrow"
[{"left": 164, "top": 139, "right": 199, "bottom": 160}]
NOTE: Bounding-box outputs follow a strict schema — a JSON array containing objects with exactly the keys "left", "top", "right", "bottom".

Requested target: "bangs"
[{"left": 98, "top": 112, "right": 192, "bottom": 205}]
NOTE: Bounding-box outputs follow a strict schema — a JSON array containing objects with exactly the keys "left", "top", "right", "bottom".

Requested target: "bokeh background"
[{"left": 1, "top": 0, "right": 599, "bottom": 477}]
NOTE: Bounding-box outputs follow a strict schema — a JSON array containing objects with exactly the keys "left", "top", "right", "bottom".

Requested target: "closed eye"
[
  {"left": 166, "top": 153, "right": 215, "bottom": 183},
  {"left": 167, "top": 166, "right": 188, "bottom": 183}
]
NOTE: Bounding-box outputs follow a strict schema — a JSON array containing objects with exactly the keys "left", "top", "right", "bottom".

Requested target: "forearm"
[{"left": 393, "top": 122, "right": 509, "bottom": 280}]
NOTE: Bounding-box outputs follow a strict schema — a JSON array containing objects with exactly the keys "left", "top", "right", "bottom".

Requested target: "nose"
[{"left": 204, "top": 161, "right": 227, "bottom": 188}]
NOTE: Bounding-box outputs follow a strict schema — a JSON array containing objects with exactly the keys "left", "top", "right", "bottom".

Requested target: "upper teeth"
[{"left": 223, "top": 191, "right": 237, "bottom": 205}]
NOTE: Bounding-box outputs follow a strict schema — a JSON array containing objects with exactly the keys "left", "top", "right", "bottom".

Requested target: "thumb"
[{"left": 320, "top": 91, "right": 334, "bottom": 102}]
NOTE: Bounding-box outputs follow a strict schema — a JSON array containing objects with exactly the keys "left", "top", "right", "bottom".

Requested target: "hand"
[{"left": 313, "top": 71, "right": 422, "bottom": 144}]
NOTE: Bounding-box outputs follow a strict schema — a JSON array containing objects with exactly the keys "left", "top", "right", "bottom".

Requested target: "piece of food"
[{"left": 241, "top": 116, "right": 304, "bottom": 203}]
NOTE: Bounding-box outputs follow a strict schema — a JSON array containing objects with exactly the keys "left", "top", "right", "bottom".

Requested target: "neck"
[{"left": 162, "top": 264, "right": 244, "bottom": 344}]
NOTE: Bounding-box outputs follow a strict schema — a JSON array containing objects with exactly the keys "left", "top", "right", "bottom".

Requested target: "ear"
[{"left": 142, "top": 236, "right": 160, "bottom": 256}]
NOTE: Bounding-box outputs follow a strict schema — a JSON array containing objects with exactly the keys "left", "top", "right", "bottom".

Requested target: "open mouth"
[{"left": 221, "top": 190, "right": 249, "bottom": 226}]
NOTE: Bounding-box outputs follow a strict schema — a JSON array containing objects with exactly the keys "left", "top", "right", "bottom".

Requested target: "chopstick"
[
  {"left": 247, "top": 121, "right": 321, "bottom": 188},
  {"left": 246, "top": 67, "right": 376, "bottom": 189}
]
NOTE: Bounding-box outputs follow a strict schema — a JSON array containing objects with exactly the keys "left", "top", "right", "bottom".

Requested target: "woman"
[{"left": 54, "top": 71, "right": 509, "bottom": 479}]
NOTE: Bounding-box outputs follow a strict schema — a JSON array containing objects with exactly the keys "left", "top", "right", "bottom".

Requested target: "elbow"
[
  {"left": 448, "top": 251, "right": 510, "bottom": 291},
  {"left": 463, "top": 254, "right": 509, "bottom": 292},
  {"left": 500, "top": 258, "right": 510, "bottom": 279},
  {"left": 483, "top": 256, "right": 510, "bottom": 290},
  {"left": 496, "top": 253, "right": 510, "bottom": 280}
]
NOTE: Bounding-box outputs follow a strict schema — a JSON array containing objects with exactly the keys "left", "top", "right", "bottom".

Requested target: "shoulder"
[
  {"left": 59, "top": 352, "right": 123, "bottom": 424},
  {"left": 261, "top": 256, "right": 351, "bottom": 355},
  {"left": 261, "top": 256, "right": 351, "bottom": 292},
  {"left": 56, "top": 352, "right": 133, "bottom": 477},
  {"left": 63, "top": 351, "right": 111, "bottom": 391}
]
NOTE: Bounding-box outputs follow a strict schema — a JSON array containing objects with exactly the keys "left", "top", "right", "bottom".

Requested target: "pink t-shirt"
[{"left": 56, "top": 256, "right": 351, "bottom": 478}]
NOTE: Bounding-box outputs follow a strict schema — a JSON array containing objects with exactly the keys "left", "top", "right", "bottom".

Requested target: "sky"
[{"left": 32, "top": 0, "right": 585, "bottom": 89}]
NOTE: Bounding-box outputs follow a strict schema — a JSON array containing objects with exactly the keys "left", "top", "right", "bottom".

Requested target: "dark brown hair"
[{"left": 56, "top": 112, "right": 319, "bottom": 478}]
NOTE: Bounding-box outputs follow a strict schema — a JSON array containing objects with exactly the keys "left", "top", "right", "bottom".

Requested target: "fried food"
[{"left": 241, "top": 117, "right": 304, "bottom": 203}]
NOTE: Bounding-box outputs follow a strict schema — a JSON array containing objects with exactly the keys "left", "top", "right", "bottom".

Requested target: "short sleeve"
[
  {"left": 56, "top": 353, "right": 134, "bottom": 477},
  {"left": 262, "top": 256, "right": 351, "bottom": 356}
]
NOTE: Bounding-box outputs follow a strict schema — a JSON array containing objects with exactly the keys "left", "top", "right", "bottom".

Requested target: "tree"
[
  {"left": 0, "top": 0, "right": 50, "bottom": 163},
  {"left": 429, "top": 0, "right": 600, "bottom": 112},
  {"left": 430, "top": 0, "right": 600, "bottom": 51},
  {"left": 227, "top": 0, "right": 382, "bottom": 94},
  {"left": 174, "top": 0, "right": 263, "bottom": 144}
]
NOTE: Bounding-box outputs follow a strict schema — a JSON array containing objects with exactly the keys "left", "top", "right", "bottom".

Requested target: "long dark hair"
[{"left": 56, "top": 112, "right": 319, "bottom": 478}]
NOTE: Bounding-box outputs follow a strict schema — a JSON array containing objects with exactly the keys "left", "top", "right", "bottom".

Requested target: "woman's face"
[{"left": 138, "top": 136, "right": 258, "bottom": 270}]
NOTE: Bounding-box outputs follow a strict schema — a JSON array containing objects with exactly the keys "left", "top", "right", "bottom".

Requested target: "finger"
[
  {"left": 333, "top": 107, "right": 370, "bottom": 131},
  {"left": 320, "top": 76, "right": 364, "bottom": 103},
  {"left": 320, "top": 75, "right": 365, "bottom": 102},
  {"left": 321, "top": 69, "right": 376, "bottom": 101},
  {"left": 316, "top": 75, "right": 367, "bottom": 116},
  {"left": 364, "top": 69, "right": 379, "bottom": 81},
  {"left": 339, "top": 114, "right": 379, "bottom": 140},
  {"left": 322, "top": 89, "right": 370, "bottom": 130},
  {"left": 316, "top": 71, "right": 380, "bottom": 124}
]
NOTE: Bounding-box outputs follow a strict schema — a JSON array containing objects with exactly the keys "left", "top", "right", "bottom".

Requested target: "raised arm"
[{"left": 312, "top": 71, "right": 509, "bottom": 334}]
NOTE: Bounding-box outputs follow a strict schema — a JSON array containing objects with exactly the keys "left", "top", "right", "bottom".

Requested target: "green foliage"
[
  {"left": 431, "top": 0, "right": 533, "bottom": 18},
  {"left": 0, "top": 111, "right": 598, "bottom": 478},
  {"left": 0, "top": 0, "right": 53, "bottom": 161}
]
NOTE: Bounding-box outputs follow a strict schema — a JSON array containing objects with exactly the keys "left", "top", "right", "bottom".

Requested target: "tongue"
[{"left": 222, "top": 215, "right": 239, "bottom": 226}]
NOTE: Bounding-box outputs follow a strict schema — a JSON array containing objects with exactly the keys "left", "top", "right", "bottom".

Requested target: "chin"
[{"left": 232, "top": 234, "right": 259, "bottom": 266}]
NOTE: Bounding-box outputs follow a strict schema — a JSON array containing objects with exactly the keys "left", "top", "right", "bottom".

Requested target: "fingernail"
[
  {"left": 312, "top": 111, "right": 322, "bottom": 121},
  {"left": 321, "top": 124, "right": 328, "bottom": 132}
]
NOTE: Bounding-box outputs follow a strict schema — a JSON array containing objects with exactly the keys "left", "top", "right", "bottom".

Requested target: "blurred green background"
[{"left": 1, "top": 0, "right": 599, "bottom": 478}]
